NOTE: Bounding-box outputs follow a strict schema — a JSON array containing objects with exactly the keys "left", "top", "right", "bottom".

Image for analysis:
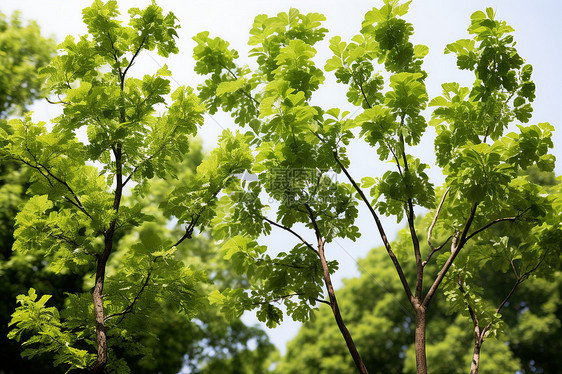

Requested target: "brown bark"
[
  {"left": 470, "top": 340, "right": 482, "bottom": 374},
  {"left": 305, "top": 204, "right": 368, "bottom": 374},
  {"left": 318, "top": 236, "right": 369, "bottom": 374},
  {"left": 91, "top": 238, "right": 112, "bottom": 374},
  {"left": 414, "top": 306, "right": 428, "bottom": 374},
  {"left": 91, "top": 145, "right": 123, "bottom": 373}
]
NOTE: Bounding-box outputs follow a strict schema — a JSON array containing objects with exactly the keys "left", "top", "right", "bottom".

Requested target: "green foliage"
[
  {"left": 0, "top": 14, "right": 81, "bottom": 373},
  {"left": 194, "top": 1, "right": 558, "bottom": 373},
  {"left": 8, "top": 288, "right": 94, "bottom": 370},
  {"left": 0, "top": 1, "right": 240, "bottom": 372},
  {"left": 162, "top": 129, "right": 253, "bottom": 230},
  {"left": 0, "top": 11, "right": 55, "bottom": 116},
  {"left": 192, "top": 7, "right": 366, "bottom": 330}
]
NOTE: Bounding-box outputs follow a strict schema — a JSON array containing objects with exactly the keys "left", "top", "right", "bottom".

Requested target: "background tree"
[
  {"left": 0, "top": 10, "right": 54, "bottom": 117},
  {"left": 0, "top": 9, "right": 66, "bottom": 373},
  {"left": 192, "top": 1, "right": 559, "bottom": 373}
]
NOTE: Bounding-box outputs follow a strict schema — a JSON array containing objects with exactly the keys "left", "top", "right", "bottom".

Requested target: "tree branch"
[
  {"left": 122, "top": 123, "right": 180, "bottom": 187},
  {"left": 48, "top": 233, "right": 80, "bottom": 248},
  {"left": 332, "top": 151, "right": 414, "bottom": 304},
  {"left": 121, "top": 35, "right": 148, "bottom": 86},
  {"left": 262, "top": 216, "right": 319, "bottom": 257},
  {"left": 173, "top": 214, "right": 200, "bottom": 248},
  {"left": 304, "top": 203, "right": 369, "bottom": 374},
  {"left": 423, "top": 235, "right": 453, "bottom": 267},
  {"left": 457, "top": 275, "right": 480, "bottom": 341},
  {"left": 37, "top": 161, "right": 91, "bottom": 214},
  {"left": 17, "top": 157, "right": 93, "bottom": 220},
  {"left": 424, "top": 187, "right": 452, "bottom": 267},
  {"left": 360, "top": 84, "right": 372, "bottom": 109},
  {"left": 104, "top": 261, "right": 155, "bottom": 324},
  {"left": 252, "top": 292, "right": 330, "bottom": 306},
  {"left": 428, "top": 187, "right": 450, "bottom": 252},
  {"left": 397, "top": 124, "right": 423, "bottom": 298},
  {"left": 423, "top": 203, "right": 478, "bottom": 308},
  {"left": 465, "top": 208, "right": 530, "bottom": 242}
]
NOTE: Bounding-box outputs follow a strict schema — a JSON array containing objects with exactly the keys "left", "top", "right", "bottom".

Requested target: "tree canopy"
[
  {"left": 192, "top": 1, "right": 560, "bottom": 373},
  {"left": 1, "top": 1, "right": 560, "bottom": 373},
  {"left": 1, "top": 1, "right": 267, "bottom": 372},
  {"left": 0, "top": 10, "right": 55, "bottom": 117}
]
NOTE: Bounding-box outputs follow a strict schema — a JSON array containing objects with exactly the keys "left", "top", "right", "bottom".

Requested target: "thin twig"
[
  {"left": 428, "top": 187, "right": 451, "bottom": 251},
  {"left": 262, "top": 216, "right": 319, "bottom": 257},
  {"left": 457, "top": 275, "right": 480, "bottom": 343},
  {"left": 252, "top": 293, "right": 330, "bottom": 306},
  {"left": 17, "top": 158, "right": 94, "bottom": 220},
  {"left": 173, "top": 214, "right": 200, "bottom": 247},
  {"left": 465, "top": 208, "right": 530, "bottom": 242},
  {"left": 104, "top": 261, "right": 156, "bottom": 324},
  {"left": 423, "top": 235, "right": 453, "bottom": 267},
  {"left": 424, "top": 187, "right": 452, "bottom": 267}
]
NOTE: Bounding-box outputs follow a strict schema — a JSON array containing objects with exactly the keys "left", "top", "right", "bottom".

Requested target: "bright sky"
[{"left": 3, "top": 0, "right": 561, "bottom": 357}]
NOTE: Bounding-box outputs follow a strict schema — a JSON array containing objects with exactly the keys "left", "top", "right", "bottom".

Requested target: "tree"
[
  {"left": 0, "top": 10, "right": 55, "bottom": 117},
  {"left": 1, "top": 136, "right": 273, "bottom": 374},
  {"left": 274, "top": 170, "right": 561, "bottom": 373},
  {"left": 192, "top": 1, "right": 559, "bottom": 373},
  {"left": 0, "top": 1, "right": 254, "bottom": 372}
]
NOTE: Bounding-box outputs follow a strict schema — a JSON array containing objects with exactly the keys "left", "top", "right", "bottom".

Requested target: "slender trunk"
[
  {"left": 91, "top": 146, "right": 123, "bottom": 373},
  {"left": 470, "top": 340, "right": 482, "bottom": 374},
  {"left": 318, "top": 237, "right": 369, "bottom": 374},
  {"left": 91, "top": 233, "right": 113, "bottom": 373},
  {"left": 414, "top": 306, "right": 428, "bottom": 374}
]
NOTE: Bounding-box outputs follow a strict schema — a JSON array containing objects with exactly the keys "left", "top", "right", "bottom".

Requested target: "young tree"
[
  {"left": 0, "top": 1, "right": 252, "bottom": 372},
  {"left": 192, "top": 1, "right": 559, "bottom": 373},
  {"left": 274, "top": 171, "right": 561, "bottom": 373},
  {"left": 273, "top": 229, "right": 520, "bottom": 374}
]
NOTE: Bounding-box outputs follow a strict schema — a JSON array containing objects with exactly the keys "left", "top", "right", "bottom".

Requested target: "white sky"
[{"left": 3, "top": 0, "right": 561, "bottom": 357}]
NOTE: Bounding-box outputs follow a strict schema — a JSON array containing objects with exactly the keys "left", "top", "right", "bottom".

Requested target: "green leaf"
[
  {"left": 208, "top": 290, "right": 226, "bottom": 305},
  {"left": 414, "top": 44, "right": 429, "bottom": 59},
  {"left": 216, "top": 79, "right": 245, "bottom": 96}
]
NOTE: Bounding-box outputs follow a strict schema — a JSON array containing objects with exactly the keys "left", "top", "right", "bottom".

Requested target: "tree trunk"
[
  {"left": 318, "top": 237, "right": 369, "bottom": 374},
  {"left": 414, "top": 306, "right": 428, "bottom": 374},
  {"left": 91, "top": 248, "right": 110, "bottom": 373},
  {"left": 470, "top": 339, "right": 482, "bottom": 374},
  {"left": 91, "top": 145, "right": 123, "bottom": 373}
]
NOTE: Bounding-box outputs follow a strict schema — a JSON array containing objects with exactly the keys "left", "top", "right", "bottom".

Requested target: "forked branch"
[
  {"left": 465, "top": 208, "right": 530, "bottom": 242},
  {"left": 333, "top": 151, "right": 413, "bottom": 303},
  {"left": 423, "top": 203, "right": 478, "bottom": 308}
]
